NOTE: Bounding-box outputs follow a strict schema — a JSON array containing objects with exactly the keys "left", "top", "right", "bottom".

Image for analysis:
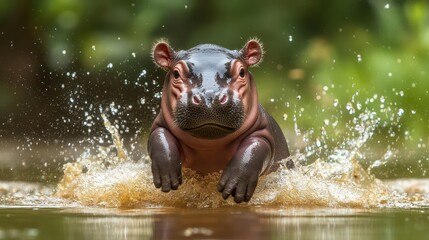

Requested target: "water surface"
[{"left": 1, "top": 205, "right": 429, "bottom": 240}]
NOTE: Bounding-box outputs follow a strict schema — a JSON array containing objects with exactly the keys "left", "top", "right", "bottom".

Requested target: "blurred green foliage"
[{"left": 1, "top": 0, "right": 429, "bottom": 173}]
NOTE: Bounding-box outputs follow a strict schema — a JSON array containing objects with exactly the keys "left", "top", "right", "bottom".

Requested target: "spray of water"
[
  {"left": 52, "top": 91, "right": 428, "bottom": 208},
  {"left": 1, "top": 61, "right": 427, "bottom": 209}
]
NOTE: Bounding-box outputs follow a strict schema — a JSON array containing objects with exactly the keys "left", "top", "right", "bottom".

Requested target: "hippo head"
[{"left": 152, "top": 39, "right": 263, "bottom": 139}]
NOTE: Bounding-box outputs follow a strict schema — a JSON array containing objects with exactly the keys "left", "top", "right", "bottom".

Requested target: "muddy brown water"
[
  {"left": 1, "top": 205, "right": 429, "bottom": 239},
  {"left": 1, "top": 174, "right": 429, "bottom": 240}
]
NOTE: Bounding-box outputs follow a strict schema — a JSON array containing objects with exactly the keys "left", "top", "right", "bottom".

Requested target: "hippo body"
[{"left": 148, "top": 39, "right": 291, "bottom": 203}]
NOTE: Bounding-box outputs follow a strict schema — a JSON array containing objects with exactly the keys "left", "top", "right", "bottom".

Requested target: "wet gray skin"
[
  {"left": 148, "top": 39, "right": 293, "bottom": 203},
  {"left": 173, "top": 46, "right": 245, "bottom": 139}
]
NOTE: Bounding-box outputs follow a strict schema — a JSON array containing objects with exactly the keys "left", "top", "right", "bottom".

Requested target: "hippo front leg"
[
  {"left": 148, "top": 128, "right": 182, "bottom": 192},
  {"left": 217, "top": 137, "right": 271, "bottom": 203}
]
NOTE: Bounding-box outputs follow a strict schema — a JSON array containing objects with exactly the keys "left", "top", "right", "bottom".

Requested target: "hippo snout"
[
  {"left": 174, "top": 90, "right": 244, "bottom": 139},
  {"left": 191, "top": 89, "right": 229, "bottom": 107}
]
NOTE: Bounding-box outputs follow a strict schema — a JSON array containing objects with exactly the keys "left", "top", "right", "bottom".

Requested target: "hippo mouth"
[
  {"left": 183, "top": 123, "right": 236, "bottom": 139},
  {"left": 173, "top": 95, "right": 245, "bottom": 139}
]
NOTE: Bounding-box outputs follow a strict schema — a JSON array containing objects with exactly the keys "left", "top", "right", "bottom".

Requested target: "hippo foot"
[
  {"left": 149, "top": 128, "right": 183, "bottom": 193},
  {"left": 152, "top": 151, "right": 182, "bottom": 192},
  {"left": 217, "top": 164, "right": 261, "bottom": 203},
  {"left": 151, "top": 158, "right": 182, "bottom": 193}
]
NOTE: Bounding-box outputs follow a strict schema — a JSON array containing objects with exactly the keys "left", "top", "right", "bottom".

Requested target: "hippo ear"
[
  {"left": 152, "top": 40, "right": 176, "bottom": 69},
  {"left": 241, "top": 38, "right": 264, "bottom": 67}
]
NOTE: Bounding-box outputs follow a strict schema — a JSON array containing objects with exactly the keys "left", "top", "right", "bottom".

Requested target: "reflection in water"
[
  {"left": 1, "top": 207, "right": 428, "bottom": 240},
  {"left": 267, "top": 209, "right": 429, "bottom": 240},
  {"left": 61, "top": 209, "right": 267, "bottom": 240},
  {"left": 151, "top": 210, "right": 266, "bottom": 240},
  {"left": 271, "top": 215, "right": 377, "bottom": 239},
  {"left": 64, "top": 216, "right": 153, "bottom": 240}
]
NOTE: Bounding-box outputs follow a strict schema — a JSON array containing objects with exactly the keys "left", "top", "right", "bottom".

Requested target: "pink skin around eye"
[
  {"left": 170, "top": 61, "right": 189, "bottom": 99},
  {"left": 230, "top": 60, "right": 248, "bottom": 97}
]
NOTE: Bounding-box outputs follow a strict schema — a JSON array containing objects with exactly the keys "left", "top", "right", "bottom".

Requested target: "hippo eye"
[
  {"left": 239, "top": 68, "right": 245, "bottom": 78},
  {"left": 173, "top": 70, "right": 180, "bottom": 79}
]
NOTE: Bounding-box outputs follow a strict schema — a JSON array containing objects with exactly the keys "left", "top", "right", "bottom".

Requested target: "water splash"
[
  {"left": 52, "top": 99, "right": 427, "bottom": 208},
  {"left": 2, "top": 88, "right": 427, "bottom": 209},
  {"left": 54, "top": 151, "right": 392, "bottom": 208}
]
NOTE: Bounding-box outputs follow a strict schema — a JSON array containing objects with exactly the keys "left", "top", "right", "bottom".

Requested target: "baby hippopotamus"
[{"left": 148, "top": 39, "right": 292, "bottom": 203}]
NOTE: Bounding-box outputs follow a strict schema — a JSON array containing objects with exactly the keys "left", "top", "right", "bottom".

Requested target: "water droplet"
[
  {"left": 397, "top": 108, "right": 404, "bottom": 116},
  {"left": 132, "top": 52, "right": 136, "bottom": 58},
  {"left": 270, "top": 98, "right": 275, "bottom": 102},
  {"left": 62, "top": 50, "right": 67, "bottom": 55},
  {"left": 283, "top": 114, "right": 288, "bottom": 120},
  {"left": 371, "top": 160, "right": 383, "bottom": 168},
  {"left": 138, "top": 70, "right": 147, "bottom": 80},
  {"left": 107, "top": 63, "right": 113, "bottom": 68},
  {"left": 388, "top": 72, "right": 392, "bottom": 77},
  {"left": 92, "top": 45, "right": 96, "bottom": 51},
  {"left": 316, "top": 139, "right": 321, "bottom": 147},
  {"left": 289, "top": 35, "right": 293, "bottom": 42},
  {"left": 346, "top": 102, "right": 355, "bottom": 114},
  {"left": 384, "top": 3, "right": 390, "bottom": 9},
  {"left": 357, "top": 54, "right": 362, "bottom": 62},
  {"left": 185, "top": 5, "right": 188, "bottom": 9},
  {"left": 324, "top": 119, "right": 330, "bottom": 126},
  {"left": 356, "top": 102, "right": 362, "bottom": 110}
]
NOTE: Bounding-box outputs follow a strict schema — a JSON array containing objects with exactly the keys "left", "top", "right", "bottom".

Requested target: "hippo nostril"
[
  {"left": 219, "top": 94, "right": 228, "bottom": 105},
  {"left": 192, "top": 95, "right": 201, "bottom": 105}
]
